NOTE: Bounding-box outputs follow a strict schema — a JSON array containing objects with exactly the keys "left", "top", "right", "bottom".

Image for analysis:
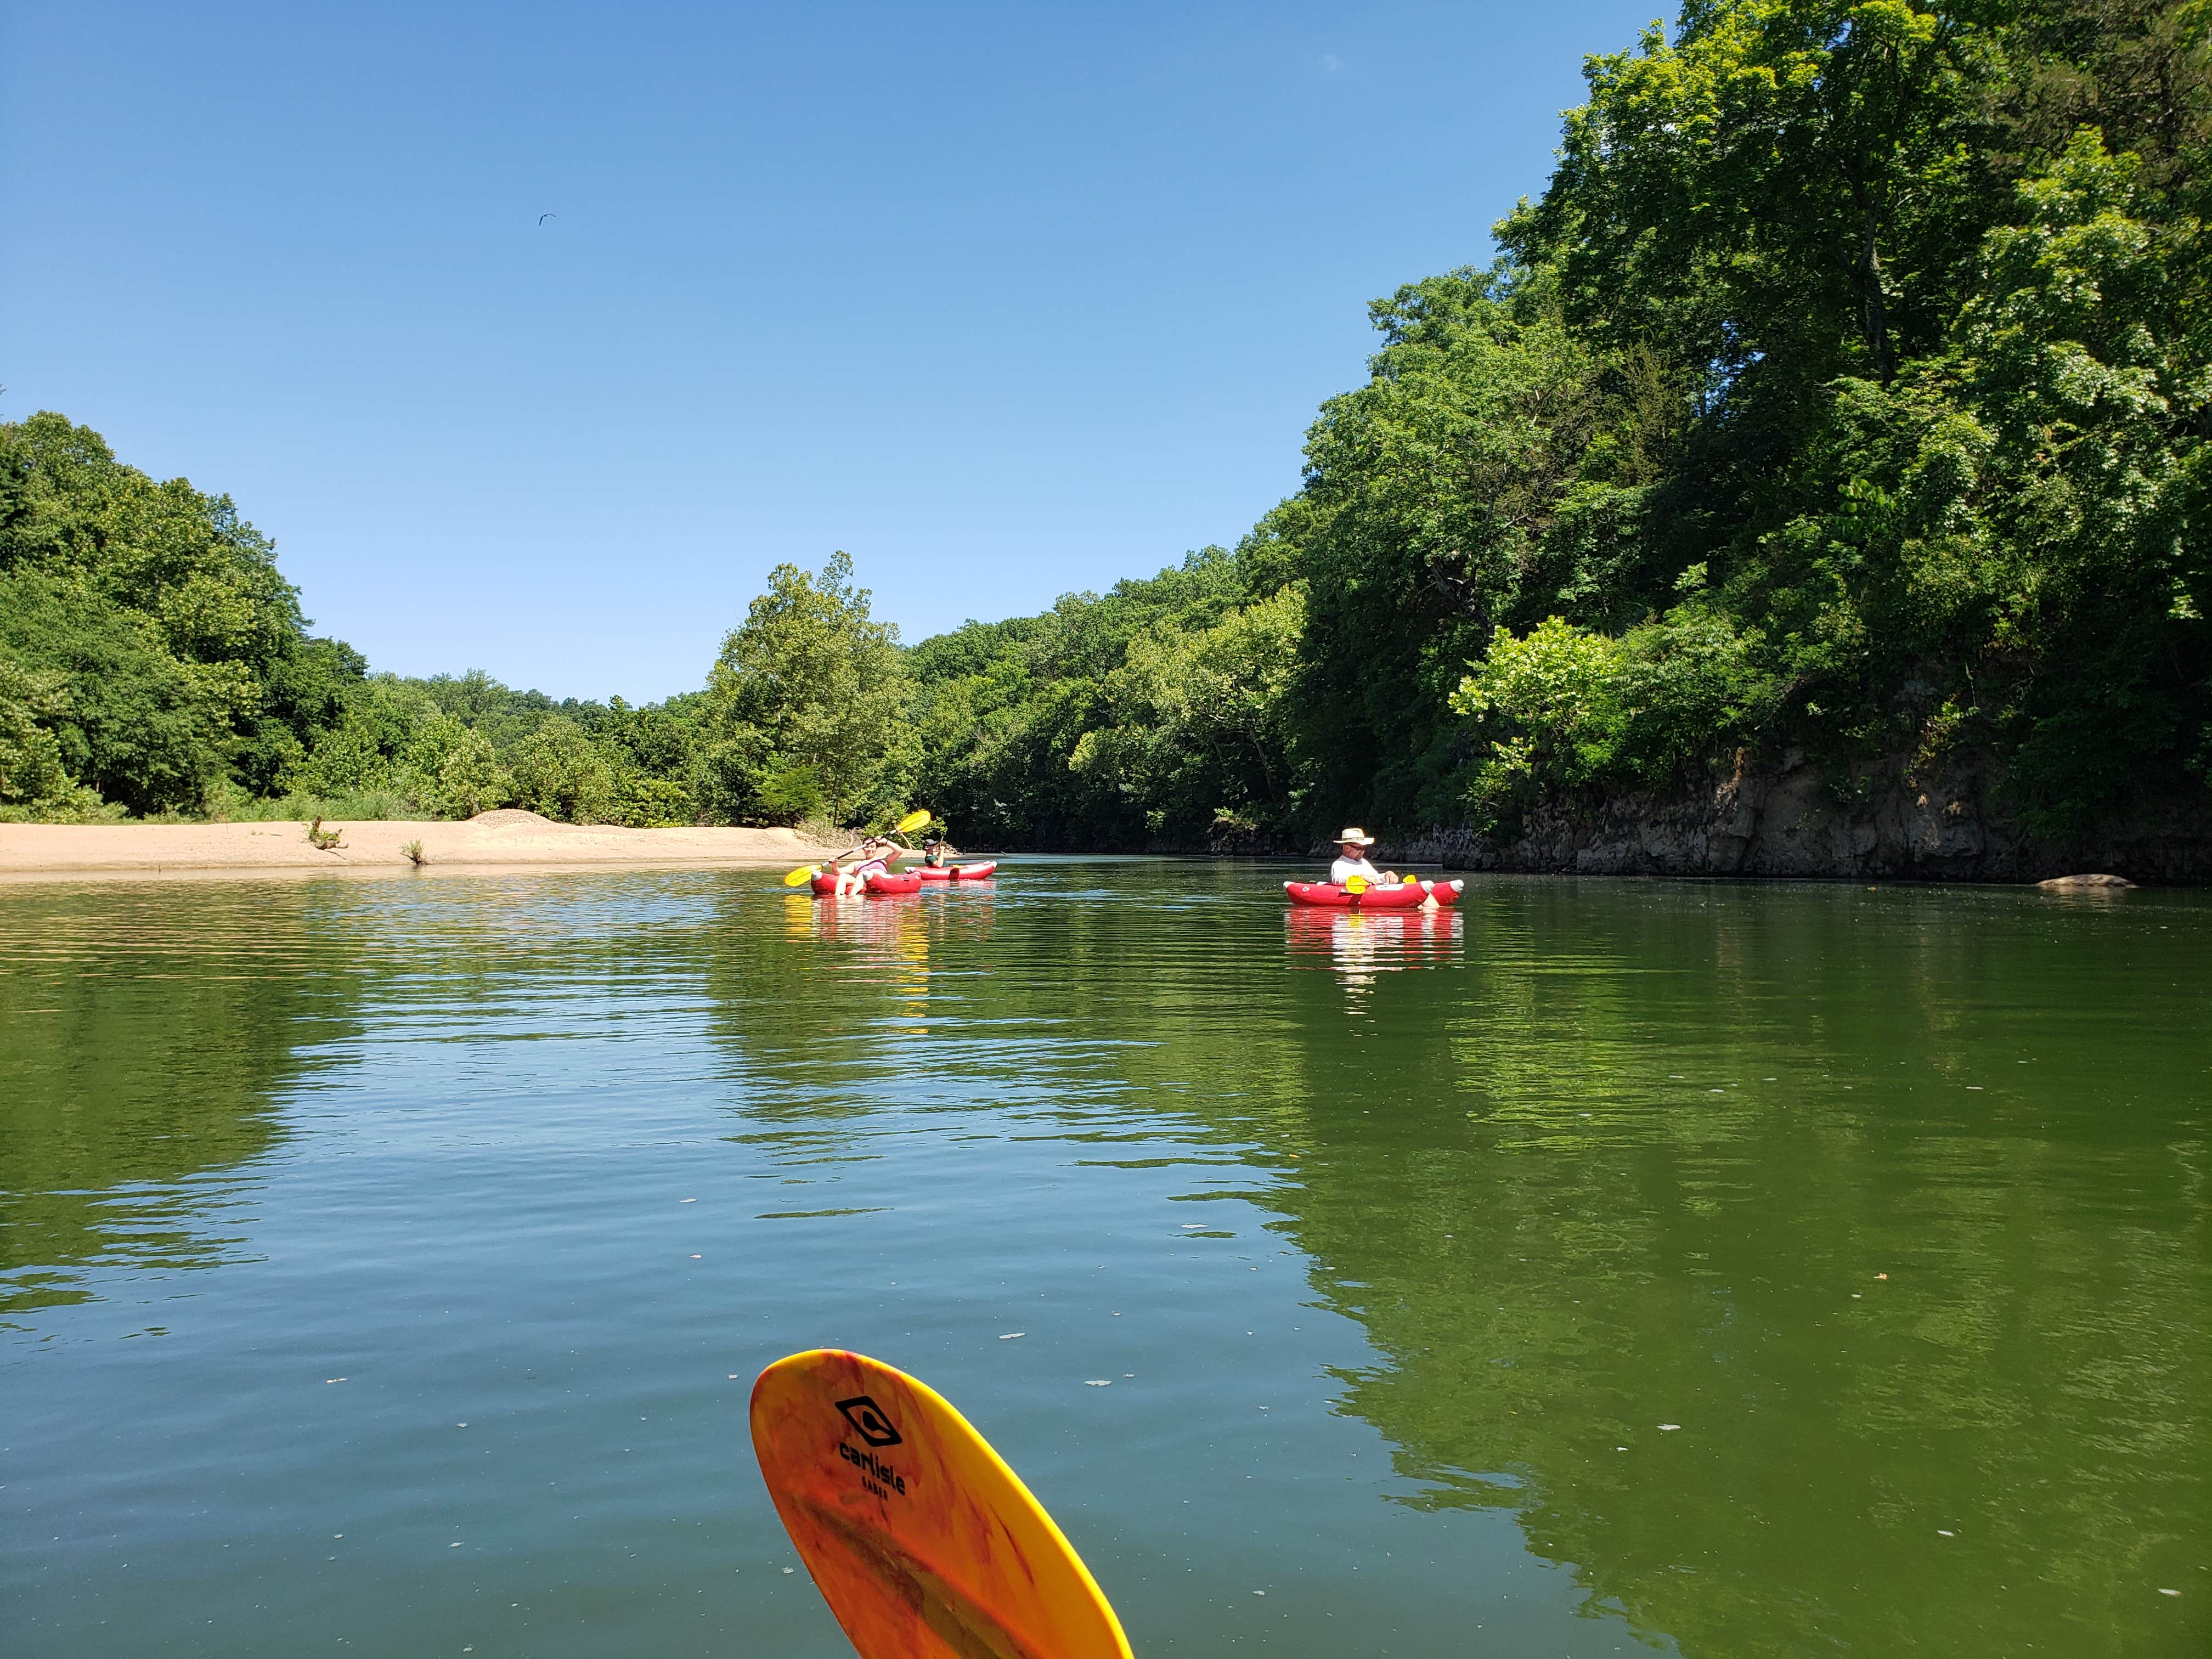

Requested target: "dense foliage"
[
  {"left": 0, "top": 413, "right": 358, "bottom": 818},
  {"left": 7, "top": 0, "right": 2207, "bottom": 844},
  {"left": 695, "top": 552, "right": 913, "bottom": 827},
  {"left": 0, "top": 411, "right": 912, "bottom": 828},
  {"left": 912, "top": 0, "right": 2212, "bottom": 844}
]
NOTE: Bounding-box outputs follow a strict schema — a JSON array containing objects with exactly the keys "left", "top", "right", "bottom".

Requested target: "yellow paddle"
[
  {"left": 751, "top": 1349, "right": 1132, "bottom": 1659},
  {"left": 784, "top": 810, "right": 938, "bottom": 887},
  {"left": 1344, "top": 874, "right": 1368, "bottom": 895}
]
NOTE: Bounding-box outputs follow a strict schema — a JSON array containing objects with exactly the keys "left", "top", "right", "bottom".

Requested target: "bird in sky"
[{"left": 538, "top": 212, "right": 556, "bottom": 224}]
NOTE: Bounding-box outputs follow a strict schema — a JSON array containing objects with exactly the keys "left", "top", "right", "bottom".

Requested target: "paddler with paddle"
[
  {"left": 786, "top": 808, "right": 936, "bottom": 896},
  {"left": 830, "top": 834, "right": 904, "bottom": 898}
]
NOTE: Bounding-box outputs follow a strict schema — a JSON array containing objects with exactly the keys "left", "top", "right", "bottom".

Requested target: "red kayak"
[
  {"left": 913, "top": 861, "right": 998, "bottom": 882},
  {"left": 1424, "top": 878, "right": 1465, "bottom": 906},
  {"left": 810, "top": 869, "right": 924, "bottom": 896},
  {"left": 1284, "top": 880, "right": 1431, "bottom": 910}
]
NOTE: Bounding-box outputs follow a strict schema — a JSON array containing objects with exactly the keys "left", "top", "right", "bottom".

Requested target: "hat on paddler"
[{"left": 1336, "top": 827, "right": 1376, "bottom": 846}]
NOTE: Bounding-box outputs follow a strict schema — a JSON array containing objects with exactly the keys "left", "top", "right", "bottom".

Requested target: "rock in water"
[{"left": 2037, "top": 872, "right": 2136, "bottom": 890}]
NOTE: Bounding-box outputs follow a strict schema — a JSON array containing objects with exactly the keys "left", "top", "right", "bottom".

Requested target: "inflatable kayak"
[
  {"left": 810, "top": 868, "right": 924, "bottom": 896},
  {"left": 1425, "top": 878, "right": 1465, "bottom": 906},
  {"left": 913, "top": 861, "right": 998, "bottom": 882},
  {"left": 1285, "top": 879, "right": 1431, "bottom": 909}
]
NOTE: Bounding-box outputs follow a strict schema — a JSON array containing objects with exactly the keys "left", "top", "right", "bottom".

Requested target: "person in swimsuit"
[{"left": 832, "top": 836, "right": 904, "bottom": 896}]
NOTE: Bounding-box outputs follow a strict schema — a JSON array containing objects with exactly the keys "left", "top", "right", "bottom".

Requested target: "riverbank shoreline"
[{"left": 0, "top": 810, "right": 830, "bottom": 881}]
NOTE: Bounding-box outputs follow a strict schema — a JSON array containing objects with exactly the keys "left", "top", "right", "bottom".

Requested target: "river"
[{"left": 3, "top": 860, "right": 2205, "bottom": 1655}]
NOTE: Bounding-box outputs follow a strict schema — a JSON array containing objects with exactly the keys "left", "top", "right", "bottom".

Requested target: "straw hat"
[{"left": 1336, "top": 827, "right": 1375, "bottom": 846}]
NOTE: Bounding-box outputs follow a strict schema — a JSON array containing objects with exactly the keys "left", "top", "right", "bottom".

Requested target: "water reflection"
[
  {"left": 1284, "top": 906, "right": 1462, "bottom": 998},
  {"left": 0, "top": 884, "right": 359, "bottom": 1316},
  {"left": 3, "top": 866, "right": 2204, "bottom": 1659},
  {"left": 1241, "top": 881, "right": 2211, "bottom": 1656}
]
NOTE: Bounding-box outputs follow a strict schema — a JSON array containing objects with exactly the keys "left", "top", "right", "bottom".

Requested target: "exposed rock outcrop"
[{"left": 1382, "top": 749, "right": 2212, "bottom": 883}]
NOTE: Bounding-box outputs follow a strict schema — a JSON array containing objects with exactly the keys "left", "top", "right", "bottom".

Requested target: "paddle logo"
[{"left": 835, "top": 1395, "right": 902, "bottom": 1448}]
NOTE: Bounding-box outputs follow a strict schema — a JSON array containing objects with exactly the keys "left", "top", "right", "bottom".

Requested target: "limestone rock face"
[{"left": 1382, "top": 751, "right": 2211, "bottom": 883}]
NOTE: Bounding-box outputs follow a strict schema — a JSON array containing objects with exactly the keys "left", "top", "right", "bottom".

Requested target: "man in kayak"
[
  {"left": 921, "top": 836, "right": 960, "bottom": 868},
  {"left": 1329, "top": 828, "right": 1402, "bottom": 887}
]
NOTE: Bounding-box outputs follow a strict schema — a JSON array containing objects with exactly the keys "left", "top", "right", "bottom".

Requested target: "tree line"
[
  {"left": 0, "top": 422, "right": 910, "bottom": 831},
  {"left": 5, "top": 0, "right": 2208, "bottom": 842}
]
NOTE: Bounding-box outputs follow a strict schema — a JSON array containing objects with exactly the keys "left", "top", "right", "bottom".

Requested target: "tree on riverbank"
[
  {"left": 907, "top": 0, "right": 2212, "bottom": 848},
  {"left": 696, "top": 553, "right": 911, "bottom": 827},
  {"left": 6, "top": 0, "right": 2206, "bottom": 848},
  {"left": 0, "top": 413, "right": 356, "bottom": 819}
]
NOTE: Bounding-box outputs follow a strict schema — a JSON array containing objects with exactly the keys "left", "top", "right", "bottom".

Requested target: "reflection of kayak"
[
  {"left": 913, "top": 861, "right": 998, "bottom": 882},
  {"left": 1285, "top": 905, "right": 1463, "bottom": 965},
  {"left": 810, "top": 869, "right": 925, "bottom": 896},
  {"left": 1285, "top": 880, "right": 1430, "bottom": 909}
]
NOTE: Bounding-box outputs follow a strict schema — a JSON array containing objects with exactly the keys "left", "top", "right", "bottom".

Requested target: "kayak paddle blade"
[
  {"left": 1345, "top": 875, "right": 1368, "bottom": 895},
  {"left": 751, "top": 1349, "right": 1133, "bottom": 1659},
  {"left": 895, "top": 808, "right": 933, "bottom": 836},
  {"left": 785, "top": 866, "right": 821, "bottom": 887}
]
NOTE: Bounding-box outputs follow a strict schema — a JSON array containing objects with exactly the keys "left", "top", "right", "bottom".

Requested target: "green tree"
[
  {"left": 508, "top": 715, "right": 616, "bottom": 823},
  {"left": 0, "top": 657, "right": 87, "bottom": 815},
  {"left": 700, "top": 552, "right": 910, "bottom": 825},
  {"left": 1068, "top": 584, "right": 1307, "bottom": 839},
  {"left": 399, "top": 714, "right": 510, "bottom": 819},
  {"left": 0, "top": 413, "right": 357, "bottom": 811}
]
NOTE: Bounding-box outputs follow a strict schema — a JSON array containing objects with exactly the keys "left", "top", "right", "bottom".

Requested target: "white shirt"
[{"left": 1329, "top": 854, "right": 1384, "bottom": 885}]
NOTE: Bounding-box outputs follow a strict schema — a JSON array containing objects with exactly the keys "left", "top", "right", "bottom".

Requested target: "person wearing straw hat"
[{"left": 1329, "top": 828, "right": 1401, "bottom": 887}]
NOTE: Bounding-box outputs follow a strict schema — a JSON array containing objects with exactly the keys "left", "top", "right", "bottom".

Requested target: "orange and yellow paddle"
[
  {"left": 751, "top": 1349, "right": 1133, "bottom": 1659},
  {"left": 785, "top": 810, "right": 936, "bottom": 888}
]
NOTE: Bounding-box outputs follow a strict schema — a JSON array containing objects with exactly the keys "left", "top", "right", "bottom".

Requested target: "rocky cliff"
[{"left": 1386, "top": 749, "right": 2212, "bottom": 883}]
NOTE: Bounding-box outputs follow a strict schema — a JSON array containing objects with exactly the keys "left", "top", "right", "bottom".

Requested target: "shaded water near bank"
[{"left": 3, "top": 859, "right": 2206, "bottom": 1655}]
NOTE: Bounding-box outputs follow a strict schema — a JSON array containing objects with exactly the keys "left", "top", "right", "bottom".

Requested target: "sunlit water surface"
[{"left": 2, "top": 859, "right": 2207, "bottom": 1656}]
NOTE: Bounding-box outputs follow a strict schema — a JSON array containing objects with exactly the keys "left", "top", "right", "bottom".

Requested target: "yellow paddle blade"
[
  {"left": 785, "top": 866, "right": 822, "bottom": 887},
  {"left": 751, "top": 1350, "right": 1133, "bottom": 1659},
  {"left": 1345, "top": 874, "right": 1368, "bottom": 894},
  {"left": 894, "top": 808, "right": 933, "bottom": 836}
]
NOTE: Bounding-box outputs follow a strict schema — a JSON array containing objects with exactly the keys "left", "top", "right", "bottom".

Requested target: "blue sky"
[{"left": 2, "top": 2, "right": 1660, "bottom": 701}]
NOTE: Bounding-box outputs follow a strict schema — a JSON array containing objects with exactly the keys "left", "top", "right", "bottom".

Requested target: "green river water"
[{"left": 2, "top": 859, "right": 2206, "bottom": 1656}]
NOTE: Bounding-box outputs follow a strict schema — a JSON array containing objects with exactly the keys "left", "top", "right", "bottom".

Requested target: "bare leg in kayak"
[{"left": 836, "top": 836, "right": 900, "bottom": 896}]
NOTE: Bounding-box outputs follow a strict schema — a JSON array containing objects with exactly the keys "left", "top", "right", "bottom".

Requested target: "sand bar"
[{"left": 0, "top": 809, "right": 831, "bottom": 881}]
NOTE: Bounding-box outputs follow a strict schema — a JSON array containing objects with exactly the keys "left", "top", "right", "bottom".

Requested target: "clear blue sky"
[{"left": 2, "top": 1, "right": 1658, "bottom": 702}]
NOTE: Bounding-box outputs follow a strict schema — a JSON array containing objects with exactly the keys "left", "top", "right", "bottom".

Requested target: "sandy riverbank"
[{"left": 0, "top": 809, "right": 832, "bottom": 880}]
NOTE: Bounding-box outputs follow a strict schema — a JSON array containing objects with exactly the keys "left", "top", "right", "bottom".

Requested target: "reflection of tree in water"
[
  {"left": 1, "top": 870, "right": 753, "bottom": 1320},
  {"left": 703, "top": 867, "right": 1344, "bottom": 1118},
  {"left": 1231, "top": 883, "right": 2211, "bottom": 1656},
  {"left": 692, "top": 866, "right": 2209, "bottom": 1654},
  {"left": 707, "top": 888, "right": 1000, "bottom": 1128},
  {"left": 0, "top": 883, "right": 362, "bottom": 1317}
]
